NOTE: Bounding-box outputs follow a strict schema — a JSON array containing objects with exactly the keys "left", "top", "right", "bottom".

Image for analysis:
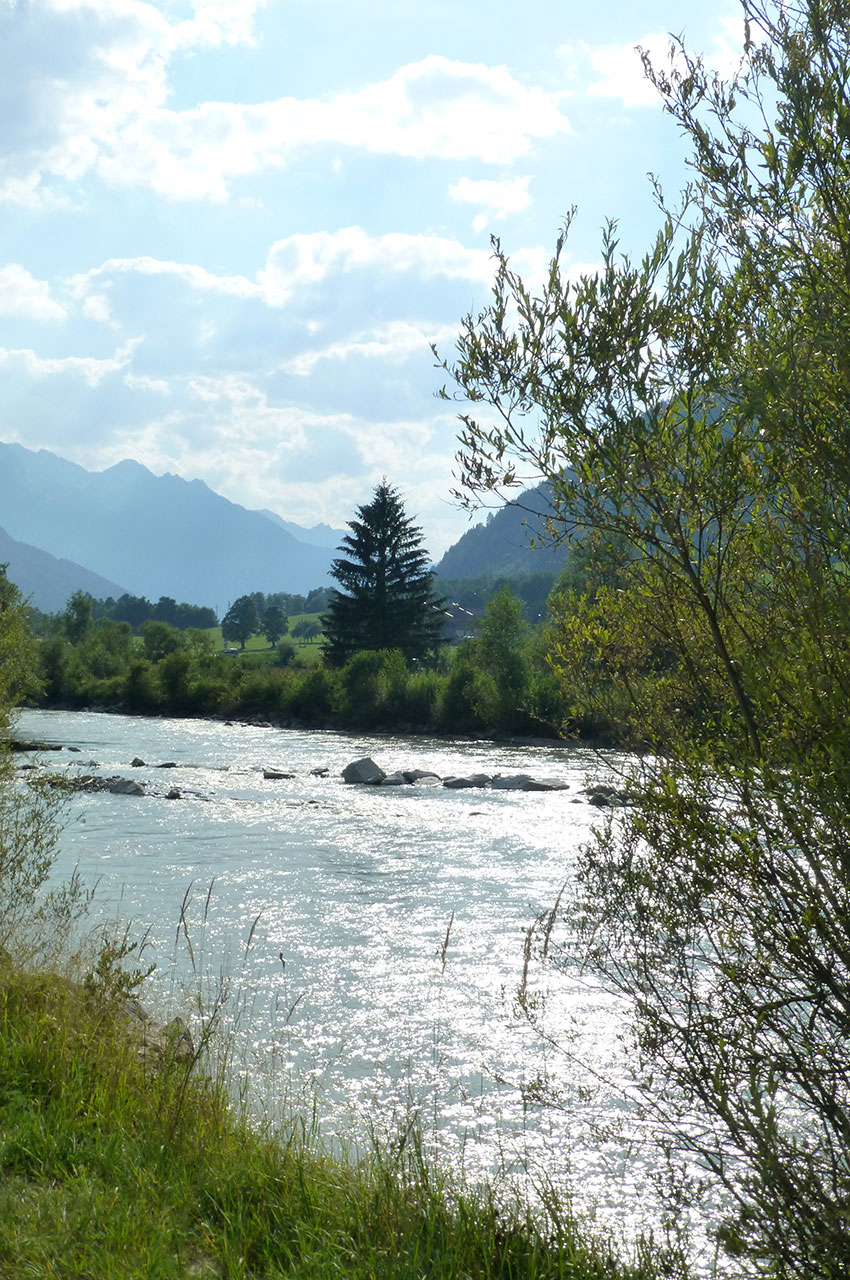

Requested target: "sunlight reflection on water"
[{"left": 16, "top": 707, "right": 719, "bottom": 1268}]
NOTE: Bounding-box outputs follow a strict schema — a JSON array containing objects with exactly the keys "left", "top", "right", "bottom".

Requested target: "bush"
[
  {"left": 123, "top": 659, "right": 162, "bottom": 712},
  {"left": 283, "top": 665, "right": 341, "bottom": 722}
]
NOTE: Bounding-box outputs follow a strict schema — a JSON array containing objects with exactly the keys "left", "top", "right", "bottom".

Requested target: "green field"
[{"left": 207, "top": 612, "right": 325, "bottom": 659}]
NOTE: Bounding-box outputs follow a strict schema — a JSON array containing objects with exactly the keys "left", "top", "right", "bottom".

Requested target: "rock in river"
[{"left": 342, "top": 757, "right": 386, "bottom": 785}]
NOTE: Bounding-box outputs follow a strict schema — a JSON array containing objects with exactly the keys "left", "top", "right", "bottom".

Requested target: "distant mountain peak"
[
  {"left": 258, "top": 508, "right": 346, "bottom": 549},
  {"left": 0, "top": 440, "right": 336, "bottom": 605}
]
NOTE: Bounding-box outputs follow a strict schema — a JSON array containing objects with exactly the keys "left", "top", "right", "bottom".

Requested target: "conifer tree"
[{"left": 322, "top": 481, "right": 444, "bottom": 665}]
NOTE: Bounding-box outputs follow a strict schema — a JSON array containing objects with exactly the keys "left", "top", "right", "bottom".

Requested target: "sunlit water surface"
[{"left": 16, "top": 708, "right": 714, "bottom": 1265}]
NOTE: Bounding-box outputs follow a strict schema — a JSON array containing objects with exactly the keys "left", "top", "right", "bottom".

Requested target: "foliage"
[
  {"left": 273, "top": 638, "right": 297, "bottom": 667},
  {"left": 221, "top": 595, "right": 261, "bottom": 650},
  {"left": 465, "top": 586, "right": 534, "bottom": 733},
  {"left": 0, "top": 963, "right": 661, "bottom": 1280},
  {"left": 436, "top": 2, "right": 850, "bottom": 1273},
  {"left": 158, "top": 647, "right": 195, "bottom": 707},
  {"left": 0, "top": 568, "right": 42, "bottom": 727},
  {"left": 142, "top": 618, "right": 186, "bottom": 663},
  {"left": 244, "top": 586, "right": 332, "bottom": 619},
  {"left": 549, "top": 531, "right": 637, "bottom": 601},
  {"left": 437, "top": 570, "right": 560, "bottom": 634},
  {"left": 284, "top": 663, "right": 340, "bottom": 720},
  {"left": 30, "top": 573, "right": 580, "bottom": 737},
  {"left": 291, "top": 616, "right": 322, "bottom": 645},
  {"left": 123, "top": 657, "right": 162, "bottom": 712},
  {"left": 323, "top": 481, "right": 445, "bottom": 665},
  {"left": 89, "top": 592, "right": 218, "bottom": 632},
  {"left": 261, "top": 603, "right": 288, "bottom": 647},
  {"left": 61, "top": 589, "right": 93, "bottom": 645},
  {"left": 0, "top": 569, "right": 90, "bottom": 963}
]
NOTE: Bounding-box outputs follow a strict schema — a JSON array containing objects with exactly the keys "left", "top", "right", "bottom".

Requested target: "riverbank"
[
  {"left": 34, "top": 622, "right": 623, "bottom": 747},
  {"left": 0, "top": 955, "right": 662, "bottom": 1279}
]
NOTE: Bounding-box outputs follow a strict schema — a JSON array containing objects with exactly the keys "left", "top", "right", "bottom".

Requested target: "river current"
[{"left": 15, "top": 707, "right": 688, "bottom": 1258}]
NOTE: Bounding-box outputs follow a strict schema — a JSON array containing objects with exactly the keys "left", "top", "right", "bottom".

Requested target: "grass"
[
  {"left": 206, "top": 614, "right": 324, "bottom": 665},
  {"left": 208, "top": 627, "right": 281, "bottom": 655},
  {"left": 0, "top": 957, "right": 666, "bottom": 1280}
]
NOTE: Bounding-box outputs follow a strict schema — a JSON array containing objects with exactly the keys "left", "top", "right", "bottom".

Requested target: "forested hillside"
[{"left": 435, "top": 483, "right": 568, "bottom": 579}]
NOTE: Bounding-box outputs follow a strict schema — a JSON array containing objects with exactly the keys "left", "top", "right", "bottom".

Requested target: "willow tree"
[
  {"left": 0, "top": 567, "right": 85, "bottom": 960},
  {"left": 437, "top": 3, "right": 850, "bottom": 1274},
  {"left": 322, "top": 481, "right": 444, "bottom": 665}
]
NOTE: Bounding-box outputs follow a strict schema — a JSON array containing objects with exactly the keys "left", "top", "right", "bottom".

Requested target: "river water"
[{"left": 14, "top": 707, "right": 689, "bottom": 1258}]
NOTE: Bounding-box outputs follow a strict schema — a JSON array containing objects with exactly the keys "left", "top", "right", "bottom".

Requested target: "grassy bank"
[{"left": 0, "top": 959, "right": 664, "bottom": 1280}]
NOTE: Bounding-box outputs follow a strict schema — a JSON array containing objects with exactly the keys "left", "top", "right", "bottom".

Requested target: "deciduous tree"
[
  {"left": 221, "top": 595, "right": 260, "bottom": 650},
  {"left": 261, "top": 604, "right": 288, "bottom": 648},
  {"left": 0, "top": 567, "right": 87, "bottom": 961},
  {"left": 437, "top": 3, "right": 850, "bottom": 1273}
]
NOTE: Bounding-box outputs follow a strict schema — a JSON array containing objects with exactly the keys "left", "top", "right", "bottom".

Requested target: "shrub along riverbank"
[{"left": 30, "top": 586, "right": 622, "bottom": 743}]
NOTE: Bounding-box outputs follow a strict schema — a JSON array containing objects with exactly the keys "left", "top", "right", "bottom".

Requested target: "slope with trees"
[
  {"left": 436, "top": 2, "right": 850, "bottom": 1274},
  {"left": 434, "top": 482, "right": 567, "bottom": 579}
]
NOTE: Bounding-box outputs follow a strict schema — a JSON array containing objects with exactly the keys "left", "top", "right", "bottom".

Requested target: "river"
[{"left": 14, "top": 706, "right": 693, "bottom": 1259}]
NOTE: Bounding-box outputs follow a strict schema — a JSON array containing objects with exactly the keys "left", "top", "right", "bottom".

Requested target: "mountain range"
[
  {"left": 0, "top": 441, "right": 561, "bottom": 614},
  {"left": 0, "top": 524, "right": 129, "bottom": 613},
  {"left": 0, "top": 442, "right": 344, "bottom": 613}
]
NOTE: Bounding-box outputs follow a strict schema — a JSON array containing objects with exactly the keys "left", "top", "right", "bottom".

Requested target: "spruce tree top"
[{"left": 322, "top": 481, "right": 444, "bottom": 665}]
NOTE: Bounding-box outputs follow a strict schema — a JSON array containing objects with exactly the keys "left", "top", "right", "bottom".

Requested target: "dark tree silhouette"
[
  {"left": 322, "top": 481, "right": 444, "bottom": 665},
  {"left": 221, "top": 595, "right": 260, "bottom": 650},
  {"left": 261, "top": 604, "right": 288, "bottom": 648}
]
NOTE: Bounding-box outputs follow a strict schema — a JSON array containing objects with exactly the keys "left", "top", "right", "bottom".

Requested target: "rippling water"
[{"left": 15, "top": 707, "right": 703, "bottom": 1259}]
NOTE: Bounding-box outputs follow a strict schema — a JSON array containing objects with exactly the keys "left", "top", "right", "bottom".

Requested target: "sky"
[{"left": 0, "top": 0, "right": 743, "bottom": 557}]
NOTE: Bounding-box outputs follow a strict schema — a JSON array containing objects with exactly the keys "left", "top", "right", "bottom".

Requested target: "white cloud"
[
  {"left": 173, "top": 0, "right": 266, "bottom": 49},
  {"left": 712, "top": 14, "right": 750, "bottom": 77},
  {"left": 283, "top": 320, "right": 458, "bottom": 376},
  {"left": 81, "top": 293, "right": 113, "bottom": 323},
  {"left": 89, "top": 392, "right": 361, "bottom": 496},
  {"left": 584, "top": 32, "right": 675, "bottom": 109},
  {"left": 319, "top": 56, "right": 568, "bottom": 163},
  {"left": 70, "top": 229, "right": 518, "bottom": 313},
  {"left": 101, "top": 56, "right": 569, "bottom": 201},
  {"left": 124, "top": 372, "right": 170, "bottom": 394},
  {"left": 0, "top": 0, "right": 570, "bottom": 206},
  {"left": 573, "top": 14, "right": 746, "bottom": 111},
  {"left": 0, "top": 264, "right": 67, "bottom": 320},
  {"left": 0, "top": 337, "right": 139, "bottom": 385},
  {"left": 449, "top": 175, "right": 532, "bottom": 233},
  {"left": 260, "top": 228, "right": 498, "bottom": 303},
  {"left": 0, "top": 0, "right": 264, "bottom": 205},
  {"left": 70, "top": 256, "right": 265, "bottom": 302}
]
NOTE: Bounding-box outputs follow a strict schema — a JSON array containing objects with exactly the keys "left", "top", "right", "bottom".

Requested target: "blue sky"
[{"left": 0, "top": 0, "right": 742, "bottom": 556}]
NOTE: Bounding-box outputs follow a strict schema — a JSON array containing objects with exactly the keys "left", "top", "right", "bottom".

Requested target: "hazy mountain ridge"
[
  {"left": 0, "top": 442, "right": 336, "bottom": 610},
  {"left": 0, "top": 441, "right": 564, "bottom": 612},
  {"left": 0, "top": 524, "right": 129, "bottom": 613},
  {"left": 258, "top": 508, "right": 346, "bottom": 549}
]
